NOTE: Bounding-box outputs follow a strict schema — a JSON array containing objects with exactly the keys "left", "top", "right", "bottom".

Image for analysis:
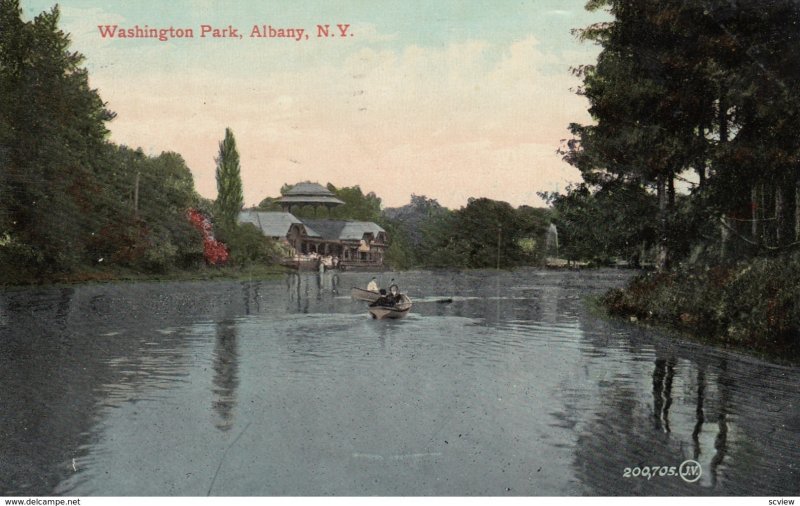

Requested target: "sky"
[{"left": 22, "top": 0, "right": 608, "bottom": 209}]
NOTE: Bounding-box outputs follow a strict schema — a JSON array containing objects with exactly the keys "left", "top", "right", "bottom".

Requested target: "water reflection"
[
  {"left": 241, "top": 282, "right": 262, "bottom": 315},
  {"left": 691, "top": 367, "right": 705, "bottom": 460},
  {"left": 652, "top": 357, "right": 676, "bottom": 432},
  {"left": 55, "top": 287, "right": 74, "bottom": 322},
  {"left": 212, "top": 320, "right": 240, "bottom": 432},
  {"left": 285, "top": 272, "right": 303, "bottom": 312},
  {"left": 0, "top": 270, "right": 797, "bottom": 496},
  {"left": 570, "top": 308, "right": 800, "bottom": 495},
  {"left": 0, "top": 283, "right": 216, "bottom": 495},
  {"left": 709, "top": 360, "right": 730, "bottom": 488},
  {"left": 0, "top": 287, "right": 87, "bottom": 495},
  {"left": 331, "top": 273, "right": 340, "bottom": 295}
]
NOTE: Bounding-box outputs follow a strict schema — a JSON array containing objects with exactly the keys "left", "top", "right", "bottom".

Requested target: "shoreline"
[
  {"left": 0, "top": 263, "right": 557, "bottom": 288},
  {"left": 597, "top": 257, "right": 800, "bottom": 365},
  {"left": 0, "top": 263, "right": 290, "bottom": 290},
  {"left": 587, "top": 295, "right": 800, "bottom": 367}
]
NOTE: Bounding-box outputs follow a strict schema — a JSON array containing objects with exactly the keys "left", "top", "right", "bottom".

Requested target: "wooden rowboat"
[
  {"left": 351, "top": 287, "right": 381, "bottom": 303},
  {"left": 368, "top": 294, "right": 413, "bottom": 320}
]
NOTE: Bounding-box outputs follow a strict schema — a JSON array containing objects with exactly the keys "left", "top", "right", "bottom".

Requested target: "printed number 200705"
[{"left": 623, "top": 466, "right": 677, "bottom": 480}]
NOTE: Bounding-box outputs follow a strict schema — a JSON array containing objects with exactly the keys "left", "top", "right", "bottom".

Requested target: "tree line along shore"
[{"left": 0, "top": 2, "right": 554, "bottom": 287}]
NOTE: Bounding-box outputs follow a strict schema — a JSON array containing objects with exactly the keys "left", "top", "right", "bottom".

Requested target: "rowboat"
[
  {"left": 351, "top": 287, "right": 381, "bottom": 303},
  {"left": 368, "top": 294, "right": 413, "bottom": 320}
]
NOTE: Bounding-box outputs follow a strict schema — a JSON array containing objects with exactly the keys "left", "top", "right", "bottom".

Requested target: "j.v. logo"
[{"left": 679, "top": 460, "right": 702, "bottom": 483}]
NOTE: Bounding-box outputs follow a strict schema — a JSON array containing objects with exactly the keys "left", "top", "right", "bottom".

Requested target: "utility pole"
[
  {"left": 497, "top": 225, "right": 502, "bottom": 270},
  {"left": 133, "top": 172, "right": 140, "bottom": 218},
  {"left": 495, "top": 225, "right": 502, "bottom": 320}
]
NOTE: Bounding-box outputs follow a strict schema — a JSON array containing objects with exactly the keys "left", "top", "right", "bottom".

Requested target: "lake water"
[{"left": 1, "top": 269, "right": 798, "bottom": 496}]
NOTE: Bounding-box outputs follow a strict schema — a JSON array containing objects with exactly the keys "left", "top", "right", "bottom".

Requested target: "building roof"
[
  {"left": 277, "top": 182, "right": 345, "bottom": 207},
  {"left": 238, "top": 211, "right": 302, "bottom": 237},
  {"left": 284, "top": 182, "right": 335, "bottom": 196},
  {"left": 294, "top": 223, "right": 321, "bottom": 238},
  {"left": 239, "top": 209, "right": 385, "bottom": 243},
  {"left": 302, "top": 219, "right": 385, "bottom": 241},
  {"left": 340, "top": 221, "right": 386, "bottom": 241}
]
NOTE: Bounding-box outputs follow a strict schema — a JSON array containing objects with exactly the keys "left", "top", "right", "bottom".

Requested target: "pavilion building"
[{"left": 238, "top": 182, "right": 387, "bottom": 270}]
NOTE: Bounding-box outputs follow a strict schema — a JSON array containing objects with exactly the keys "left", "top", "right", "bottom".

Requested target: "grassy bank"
[
  {"left": 0, "top": 263, "right": 289, "bottom": 288},
  {"left": 602, "top": 253, "right": 800, "bottom": 357}
]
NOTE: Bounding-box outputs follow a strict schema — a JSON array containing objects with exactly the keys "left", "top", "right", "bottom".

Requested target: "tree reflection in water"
[
  {"left": 709, "top": 359, "right": 730, "bottom": 488},
  {"left": 571, "top": 352, "right": 734, "bottom": 494},
  {"left": 691, "top": 367, "right": 706, "bottom": 461},
  {"left": 652, "top": 357, "right": 677, "bottom": 433},
  {"left": 212, "top": 320, "right": 240, "bottom": 432},
  {"left": 568, "top": 310, "right": 745, "bottom": 495}
]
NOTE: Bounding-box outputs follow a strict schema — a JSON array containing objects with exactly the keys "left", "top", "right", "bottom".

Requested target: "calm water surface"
[{"left": 0, "top": 269, "right": 798, "bottom": 496}]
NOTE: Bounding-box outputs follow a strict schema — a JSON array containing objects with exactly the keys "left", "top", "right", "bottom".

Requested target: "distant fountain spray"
[{"left": 546, "top": 223, "right": 559, "bottom": 259}]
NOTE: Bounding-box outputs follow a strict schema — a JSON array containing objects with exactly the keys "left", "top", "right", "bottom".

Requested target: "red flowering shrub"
[{"left": 187, "top": 209, "right": 229, "bottom": 265}]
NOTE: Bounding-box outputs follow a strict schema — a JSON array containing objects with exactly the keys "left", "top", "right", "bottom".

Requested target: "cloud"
[
  {"left": 352, "top": 23, "right": 398, "bottom": 43},
  {"left": 85, "top": 32, "right": 595, "bottom": 208},
  {"left": 59, "top": 5, "right": 127, "bottom": 41}
]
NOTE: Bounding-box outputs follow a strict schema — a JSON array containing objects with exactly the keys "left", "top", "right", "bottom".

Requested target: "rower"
[
  {"left": 367, "top": 276, "right": 379, "bottom": 291},
  {"left": 388, "top": 284, "right": 402, "bottom": 304}
]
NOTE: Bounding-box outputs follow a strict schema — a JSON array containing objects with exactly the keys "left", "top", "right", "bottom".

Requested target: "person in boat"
[
  {"left": 369, "top": 289, "right": 395, "bottom": 307},
  {"left": 367, "top": 276, "right": 379, "bottom": 292},
  {"left": 388, "top": 284, "right": 402, "bottom": 304}
]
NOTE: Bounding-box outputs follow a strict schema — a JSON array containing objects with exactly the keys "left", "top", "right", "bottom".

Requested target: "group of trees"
[
  {"left": 553, "top": 0, "right": 800, "bottom": 269},
  {"left": 0, "top": 0, "right": 546, "bottom": 282},
  {"left": 0, "top": 1, "right": 274, "bottom": 282},
  {"left": 0, "top": 2, "right": 208, "bottom": 281},
  {"left": 255, "top": 185, "right": 552, "bottom": 270},
  {"left": 381, "top": 195, "right": 551, "bottom": 270}
]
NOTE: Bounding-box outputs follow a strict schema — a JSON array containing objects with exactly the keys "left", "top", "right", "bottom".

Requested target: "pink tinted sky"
[{"left": 25, "top": 0, "right": 607, "bottom": 209}]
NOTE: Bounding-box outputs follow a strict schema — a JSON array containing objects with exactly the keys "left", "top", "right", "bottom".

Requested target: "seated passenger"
[{"left": 369, "top": 289, "right": 394, "bottom": 307}]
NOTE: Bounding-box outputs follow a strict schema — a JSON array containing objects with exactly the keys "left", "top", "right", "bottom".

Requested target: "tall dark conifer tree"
[{"left": 214, "top": 128, "right": 244, "bottom": 228}]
